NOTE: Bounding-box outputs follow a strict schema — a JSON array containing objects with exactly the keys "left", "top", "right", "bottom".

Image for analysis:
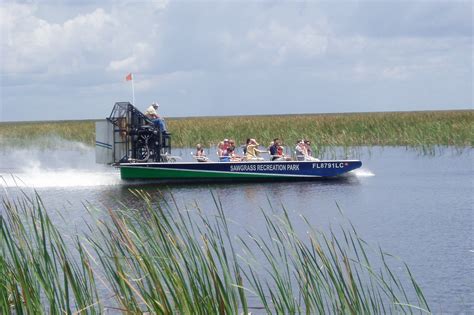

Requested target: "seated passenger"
[
  {"left": 268, "top": 141, "right": 274, "bottom": 152},
  {"left": 296, "top": 140, "right": 319, "bottom": 161},
  {"left": 217, "top": 141, "right": 230, "bottom": 162},
  {"left": 245, "top": 138, "right": 266, "bottom": 161},
  {"left": 228, "top": 139, "right": 236, "bottom": 152},
  {"left": 194, "top": 144, "right": 208, "bottom": 162},
  {"left": 303, "top": 139, "right": 319, "bottom": 161},
  {"left": 223, "top": 139, "right": 230, "bottom": 151},
  {"left": 272, "top": 139, "right": 292, "bottom": 161},
  {"left": 295, "top": 140, "right": 307, "bottom": 161},
  {"left": 227, "top": 147, "right": 243, "bottom": 162},
  {"left": 269, "top": 139, "right": 278, "bottom": 161},
  {"left": 269, "top": 138, "right": 284, "bottom": 161}
]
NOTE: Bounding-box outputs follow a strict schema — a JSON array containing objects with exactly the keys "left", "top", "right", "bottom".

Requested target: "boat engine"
[{"left": 95, "top": 102, "right": 172, "bottom": 164}]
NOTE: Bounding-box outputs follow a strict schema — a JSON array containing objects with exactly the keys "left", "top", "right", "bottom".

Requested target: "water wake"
[
  {"left": 1, "top": 168, "right": 121, "bottom": 188},
  {"left": 352, "top": 168, "right": 375, "bottom": 177},
  {"left": 0, "top": 145, "right": 121, "bottom": 189}
]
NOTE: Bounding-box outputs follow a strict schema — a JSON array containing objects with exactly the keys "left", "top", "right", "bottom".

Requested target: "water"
[{"left": 0, "top": 145, "right": 472, "bottom": 312}]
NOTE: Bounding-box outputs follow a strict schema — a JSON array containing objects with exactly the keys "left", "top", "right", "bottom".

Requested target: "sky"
[{"left": 0, "top": 0, "right": 472, "bottom": 121}]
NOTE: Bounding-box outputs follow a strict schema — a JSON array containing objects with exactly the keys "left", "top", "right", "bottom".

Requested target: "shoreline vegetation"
[
  {"left": 0, "top": 110, "right": 472, "bottom": 149},
  {"left": 1, "top": 191, "right": 430, "bottom": 313}
]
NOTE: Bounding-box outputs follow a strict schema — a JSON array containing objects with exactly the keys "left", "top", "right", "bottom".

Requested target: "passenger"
[
  {"left": 270, "top": 138, "right": 291, "bottom": 161},
  {"left": 278, "top": 140, "right": 292, "bottom": 161},
  {"left": 245, "top": 138, "right": 266, "bottom": 161},
  {"left": 277, "top": 143, "right": 284, "bottom": 157},
  {"left": 304, "top": 140, "right": 313, "bottom": 157},
  {"left": 228, "top": 139, "right": 236, "bottom": 152},
  {"left": 268, "top": 141, "right": 274, "bottom": 152},
  {"left": 194, "top": 144, "right": 208, "bottom": 162},
  {"left": 227, "top": 147, "right": 243, "bottom": 162},
  {"left": 269, "top": 138, "right": 279, "bottom": 161},
  {"left": 217, "top": 141, "right": 230, "bottom": 162},
  {"left": 223, "top": 139, "right": 230, "bottom": 151},
  {"left": 295, "top": 140, "right": 307, "bottom": 161},
  {"left": 303, "top": 139, "right": 319, "bottom": 161},
  {"left": 295, "top": 139, "right": 319, "bottom": 161}
]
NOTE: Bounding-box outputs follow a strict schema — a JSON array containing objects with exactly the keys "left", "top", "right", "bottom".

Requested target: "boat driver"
[
  {"left": 145, "top": 102, "right": 160, "bottom": 119},
  {"left": 145, "top": 102, "right": 167, "bottom": 131}
]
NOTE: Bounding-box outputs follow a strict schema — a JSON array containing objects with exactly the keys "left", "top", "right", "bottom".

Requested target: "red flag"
[{"left": 125, "top": 73, "right": 133, "bottom": 81}]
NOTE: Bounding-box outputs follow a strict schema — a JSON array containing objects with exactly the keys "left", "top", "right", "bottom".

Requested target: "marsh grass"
[
  {"left": 0, "top": 192, "right": 99, "bottom": 314},
  {"left": 0, "top": 120, "right": 95, "bottom": 148},
  {"left": 1, "top": 110, "right": 472, "bottom": 149},
  {"left": 1, "top": 190, "right": 431, "bottom": 314},
  {"left": 169, "top": 110, "right": 473, "bottom": 149}
]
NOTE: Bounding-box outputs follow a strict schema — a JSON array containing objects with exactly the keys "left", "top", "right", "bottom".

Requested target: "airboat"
[{"left": 95, "top": 102, "right": 362, "bottom": 182}]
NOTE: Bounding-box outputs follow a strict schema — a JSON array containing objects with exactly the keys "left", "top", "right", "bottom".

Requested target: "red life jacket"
[{"left": 277, "top": 146, "right": 283, "bottom": 156}]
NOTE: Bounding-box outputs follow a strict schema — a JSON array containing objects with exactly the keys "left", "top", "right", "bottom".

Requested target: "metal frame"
[{"left": 107, "top": 102, "right": 171, "bottom": 163}]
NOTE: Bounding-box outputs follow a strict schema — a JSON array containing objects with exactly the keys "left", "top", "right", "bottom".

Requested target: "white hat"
[{"left": 151, "top": 102, "right": 159, "bottom": 108}]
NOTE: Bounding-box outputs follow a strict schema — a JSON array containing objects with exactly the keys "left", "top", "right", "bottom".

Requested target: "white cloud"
[
  {"left": 107, "top": 42, "right": 152, "bottom": 72},
  {"left": 116, "top": 0, "right": 169, "bottom": 10},
  {"left": 244, "top": 21, "right": 329, "bottom": 65},
  {"left": 0, "top": 1, "right": 471, "bottom": 121},
  {"left": 1, "top": 4, "right": 120, "bottom": 74},
  {"left": 382, "top": 66, "right": 412, "bottom": 80},
  {"left": 352, "top": 63, "right": 417, "bottom": 81},
  {"left": 0, "top": 2, "right": 169, "bottom": 79},
  {"left": 152, "top": 0, "right": 169, "bottom": 10},
  {"left": 134, "top": 70, "right": 202, "bottom": 92}
]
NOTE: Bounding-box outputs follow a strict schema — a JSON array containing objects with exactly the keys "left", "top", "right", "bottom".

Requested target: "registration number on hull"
[{"left": 312, "top": 162, "right": 347, "bottom": 169}]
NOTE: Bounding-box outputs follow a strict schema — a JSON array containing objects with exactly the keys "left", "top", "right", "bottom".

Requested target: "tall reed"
[
  {"left": 1, "top": 190, "right": 431, "bottom": 313},
  {"left": 168, "top": 110, "right": 473, "bottom": 148},
  {"left": 1, "top": 110, "right": 472, "bottom": 148},
  {"left": 0, "top": 120, "right": 95, "bottom": 148},
  {"left": 0, "top": 193, "right": 100, "bottom": 314}
]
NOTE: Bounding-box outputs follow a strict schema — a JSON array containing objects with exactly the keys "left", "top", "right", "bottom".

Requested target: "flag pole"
[
  {"left": 131, "top": 75, "right": 135, "bottom": 105},
  {"left": 126, "top": 73, "right": 135, "bottom": 105}
]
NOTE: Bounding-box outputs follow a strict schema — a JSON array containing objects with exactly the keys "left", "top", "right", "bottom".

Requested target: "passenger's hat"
[{"left": 151, "top": 102, "right": 159, "bottom": 108}]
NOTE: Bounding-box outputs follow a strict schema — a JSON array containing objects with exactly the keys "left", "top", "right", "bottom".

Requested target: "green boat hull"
[{"left": 120, "top": 160, "right": 362, "bottom": 182}]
